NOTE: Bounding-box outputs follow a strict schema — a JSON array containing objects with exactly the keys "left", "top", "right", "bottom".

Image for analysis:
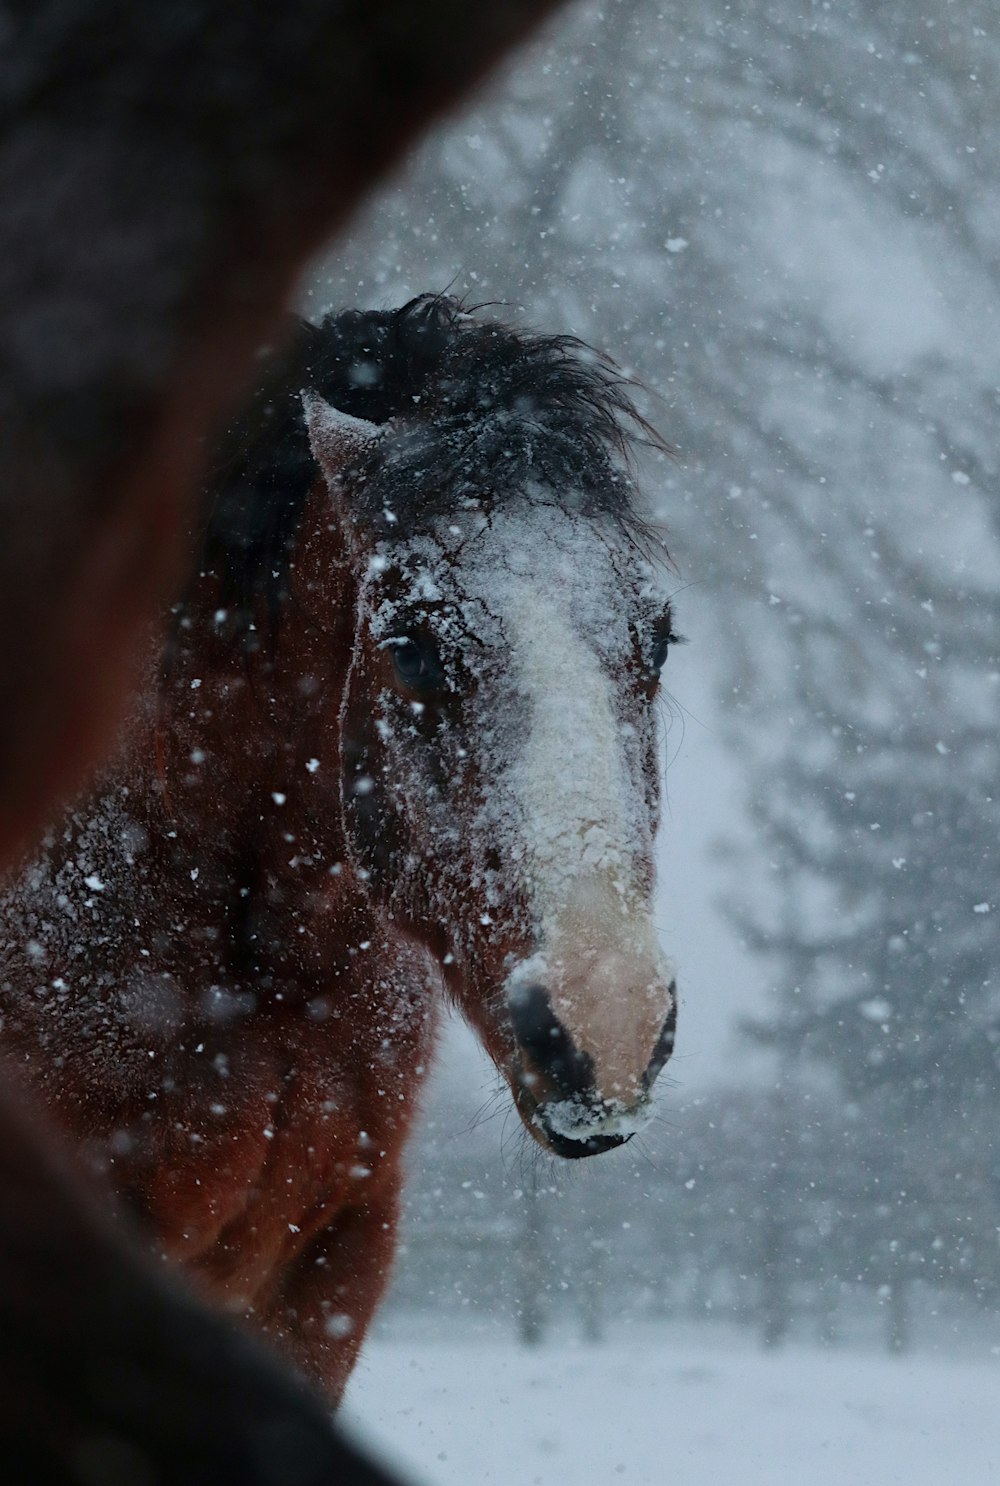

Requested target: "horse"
[{"left": 0, "top": 294, "right": 678, "bottom": 1404}]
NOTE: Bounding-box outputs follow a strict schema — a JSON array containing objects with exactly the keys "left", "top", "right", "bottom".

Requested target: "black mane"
[{"left": 201, "top": 294, "right": 658, "bottom": 614}]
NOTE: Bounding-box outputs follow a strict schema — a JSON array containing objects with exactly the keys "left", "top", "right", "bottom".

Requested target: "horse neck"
[{"left": 148, "top": 489, "right": 361, "bottom": 882}]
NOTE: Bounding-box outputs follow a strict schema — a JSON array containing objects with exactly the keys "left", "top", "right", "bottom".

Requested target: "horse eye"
[
  {"left": 647, "top": 614, "right": 677, "bottom": 682},
  {"left": 650, "top": 636, "right": 671, "bottom": 677},
  {"left": 390, "top": 637, "right": 444, "bottom": 693}
]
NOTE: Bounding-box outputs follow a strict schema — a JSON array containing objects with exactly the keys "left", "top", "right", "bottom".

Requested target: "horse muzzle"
[{"left": 507, "top": 976, "right": 677, "bottom": 1159}]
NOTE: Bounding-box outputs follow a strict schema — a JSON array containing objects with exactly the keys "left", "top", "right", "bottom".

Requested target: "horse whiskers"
[
  {"left": 498, "top": 1108, "right": 534, "bottom": 1183},
  {"left": 629, "top": 1133, "right": 666, "bottom": 1175},
  {"left": 465, "top": 1086, "right": 507, "bottom": 1134}
]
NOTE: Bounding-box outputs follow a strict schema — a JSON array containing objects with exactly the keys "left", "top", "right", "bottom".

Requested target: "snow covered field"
[{"left": 344, "top": 1319, "right": 999, "bottom": 1486}]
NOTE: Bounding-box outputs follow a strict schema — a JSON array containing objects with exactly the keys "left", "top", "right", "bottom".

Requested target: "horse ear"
[{"left": 302, "top": 391, "right": 381, "bottom": 480}]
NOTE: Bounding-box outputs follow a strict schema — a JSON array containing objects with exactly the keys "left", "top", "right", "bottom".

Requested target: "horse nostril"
[
  {"left": 643, "top": 981, "right": 678, "bottom": 1090},
  {"left": 508, "top": 983, "right": 595, "bottom": 1098}
]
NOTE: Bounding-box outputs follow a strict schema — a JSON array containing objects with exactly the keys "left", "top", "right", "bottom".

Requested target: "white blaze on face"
[
  {"left": 470, "top": 508, "right": 675, "bottom": 1115},
  {"left": 504, "top": 581, "right": 635, "bottom": 910}
]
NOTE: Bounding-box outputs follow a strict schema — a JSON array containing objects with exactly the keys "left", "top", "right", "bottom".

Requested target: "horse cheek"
[{"left": 341, "top": 715, "right": 402, "bottom": 891}]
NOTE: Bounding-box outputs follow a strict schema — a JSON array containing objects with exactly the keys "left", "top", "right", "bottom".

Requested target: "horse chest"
[{"left": 128, "top": 985, "right": 436, "bottom": 1298}]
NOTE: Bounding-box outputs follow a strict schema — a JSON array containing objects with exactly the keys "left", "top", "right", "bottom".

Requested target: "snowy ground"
[{"left": 343, "top": 1318, "right": 1000, "bottom": 1486}]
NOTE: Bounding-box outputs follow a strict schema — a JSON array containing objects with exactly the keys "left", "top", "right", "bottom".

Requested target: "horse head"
[{"left": 301, "top": 298, "right": 677, "bottom": 1159}]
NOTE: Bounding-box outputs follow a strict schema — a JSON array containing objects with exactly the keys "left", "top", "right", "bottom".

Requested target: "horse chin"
[{"left": 511, "top": 1076, "right": 646, "bottom": 1160}]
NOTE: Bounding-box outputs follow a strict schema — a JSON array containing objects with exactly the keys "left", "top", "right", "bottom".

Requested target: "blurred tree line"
[
  {"left": 315, "top": 0, "right": 1000, "bottom": 1343},
  {"left": 387, "top": 1075, "right": 1000, "bottom": 1353}
]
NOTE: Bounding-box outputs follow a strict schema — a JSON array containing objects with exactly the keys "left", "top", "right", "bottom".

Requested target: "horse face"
[{"left": 306, "top": 399, "right": 677, "bottom": 1159}]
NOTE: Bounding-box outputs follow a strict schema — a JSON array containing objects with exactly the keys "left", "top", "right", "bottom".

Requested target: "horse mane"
[{"left": 199, "top": 294, "right": 661, "bottom": 618}]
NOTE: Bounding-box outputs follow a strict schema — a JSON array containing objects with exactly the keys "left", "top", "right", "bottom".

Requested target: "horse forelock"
[{"left": 197, "top": 294, "right": 664, "bottom": 622}]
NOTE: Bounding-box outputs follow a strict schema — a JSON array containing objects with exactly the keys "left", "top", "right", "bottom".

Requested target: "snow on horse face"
[{"left": 304, "top": 355, "right": 677, "bottom": 1159}]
